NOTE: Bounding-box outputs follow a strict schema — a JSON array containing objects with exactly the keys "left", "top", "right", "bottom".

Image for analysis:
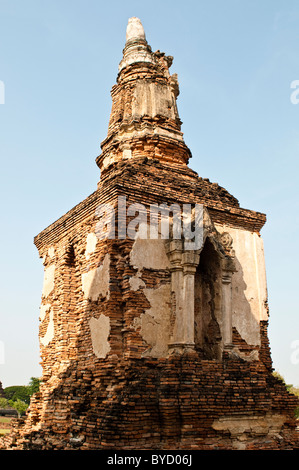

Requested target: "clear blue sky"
[{"left": 0, "top": 0, "right": 299, "bottom": 387}]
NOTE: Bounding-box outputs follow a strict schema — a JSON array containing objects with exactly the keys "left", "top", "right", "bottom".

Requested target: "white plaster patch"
[
  {"left": 212, "top": 414, "right": 285, "bottom": 438},
  {"left": 129, "top": 276, "right": 146, "bottom": 291},
  {"left": 40, "top": 309, "right": 54, "bottom": 346},
  {"left": 42, "top": 264, "right": 55, "bottom": 298},
  {"left": 39, "top": 304, "right": 51, "bottom": 321},
  {"left": 82, "top": 253, "right": 110, "bottom": 301},
  {"left": 85, "top": 232, "right": 97, "bottom": 259},
  {"left": 130, "top": 238, "right": 169, "bottom": 271},
  {"left": 48, "top": 246, "right": 55, "bottom": 259},
  {"left": 133, "top": 284, "right": 171, "bottom": 357},
  {"left": 89, "top": 314, "right": 111, "bottom": 358},
  {"left": 122, "top": 148, "right": 132, "bottom": 159},
  {"left": 215, "top": 224, "right": 268, "bottom": 346}
]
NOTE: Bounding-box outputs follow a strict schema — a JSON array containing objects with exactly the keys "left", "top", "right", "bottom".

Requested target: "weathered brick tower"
[{"left": 2, "top": 17, "right": 298, "bottom": 450}]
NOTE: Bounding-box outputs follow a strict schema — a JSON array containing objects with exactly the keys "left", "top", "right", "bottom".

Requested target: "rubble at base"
[{"left": 2, "top": 354, "right": 298, "bottom": 450}]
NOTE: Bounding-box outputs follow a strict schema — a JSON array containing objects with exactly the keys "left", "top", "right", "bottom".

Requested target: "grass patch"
[
  {"left": 0, "top": 416, "right": 13, "bottom": 437},
  {"left": 0, "top": 417, "right": 12, "bottom": 424}
]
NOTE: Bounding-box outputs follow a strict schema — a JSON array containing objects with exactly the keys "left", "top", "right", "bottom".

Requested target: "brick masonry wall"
[
  {"left": 2, "top": 354, "right": 298, "bottom": 450},
  {"left": 1, "top": 158, "right": 298, "bottom": 450},
  {"left": 2, "top": 22, "right": 298, "bottom": 448}
]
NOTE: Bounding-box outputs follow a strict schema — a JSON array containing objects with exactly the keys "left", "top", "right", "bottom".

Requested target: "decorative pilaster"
[
  {"left": 166, "top": 240, "right": 183, "bottom": 349},
  {"left": 167, "top": 240, "right": 199, "bottom": 352},
  {"left": 220, "top": 234, "right": 235, "bottom": 352},
  {"left": 181, "top": 251, "right": 200, "bottom": 347},
  {"left": 221, "top": 269, "right": 233, "bottom": 350}
]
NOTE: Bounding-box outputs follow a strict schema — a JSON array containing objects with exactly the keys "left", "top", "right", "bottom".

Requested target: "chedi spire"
[
  {"left": 126, "top": 17, "right": 146, "bottom": 42},
  {"left": 96, "top": 17, "right": 191, "bottom": 173},
  {"left": 119, "top": 17, "right": 154, "bottom": 72}
]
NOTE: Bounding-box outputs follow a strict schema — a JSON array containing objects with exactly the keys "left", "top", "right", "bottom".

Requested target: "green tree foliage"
[
  {"left": 0, "top": 396, "right": 27, "bottom": 416},
  {"left": 4, "top": 386, "right": 30, "bottom": 404},
  {"left": 28, "top": 377, "right": 40, "bottom": 396},
  {"left": 8, "top": 399, "right": 28, "bottom": 418},
  {"left": 273, "top": 371, "right": 299, "bottom": 418},
  {"left": 289, "top": 386, "right": 299, "bottom": 418},
  {"left": 0, "top": 398, "right": 8, "bottom": 408},
  {"left": 4, "top": 377, "right": 40, "bottom": 405},
  {"left": 1, "top": 377, "right": 41, "bottom": 417}
]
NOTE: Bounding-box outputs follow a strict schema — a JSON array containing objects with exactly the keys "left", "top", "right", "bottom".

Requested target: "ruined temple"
[{"left": 2, "top": 17, "right": 298, "bottom": 450}]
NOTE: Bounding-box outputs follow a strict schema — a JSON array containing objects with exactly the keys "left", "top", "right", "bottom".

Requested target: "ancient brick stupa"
[{"left": 2, "top": 17, "right": 298, "bottom": 450}]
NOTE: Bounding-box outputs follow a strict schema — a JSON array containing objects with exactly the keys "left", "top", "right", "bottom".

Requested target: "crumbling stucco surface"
[
  {"left": 82, "top": 253, "right": 110, "bottom": 301},
  {"left": 129, "top": 275, "right": 145, "bottom": 291},
  {"left": 42, "top": 264, "right": 55, "bottom": 298},
  {"left": 215, "top": 224, "right": 268, "bottom": 346},
  {"left": 129, "top": 237, "right": 171, "bottom": 357},
  {"left": 39, "top": 304, "right": 51, "bottom": 322},
  {"left": 40, "top": 309, "right": 54, "bottom": 346},
  {"left": 134, "top": 284, "right": 171, "bottom": 357},
  {"left": 212, "top": 414, "right": 286, "bottom": 446},
  {"left": 89, "top": 314, "right": 111, "bottom": 358},
  {"left": 130, "top": 238, "right": 169, "bottom": 271},
  {"left": 132, "top": 81, "right": 179, "bottom": 124},
  {"left": 85, "top": 232, "right": 97, "bottom": 259},
  {"left": 48, "top": 246, "right": 55, "bottom": 259}
]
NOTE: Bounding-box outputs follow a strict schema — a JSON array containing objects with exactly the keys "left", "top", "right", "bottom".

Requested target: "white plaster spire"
[
  {"left": 119, "top": 17, "right": 155, "bottom": 72},
  {"left": 126, "top": 17, "right": 146, "bottom": 43}
]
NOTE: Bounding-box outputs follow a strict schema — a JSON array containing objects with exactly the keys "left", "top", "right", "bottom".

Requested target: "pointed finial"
[
  {"left": 119, "top": 17, "right": 154, "bottom": 72},
  {"left": 126, "top": 17, "right": 146, "bottom": 43}
]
